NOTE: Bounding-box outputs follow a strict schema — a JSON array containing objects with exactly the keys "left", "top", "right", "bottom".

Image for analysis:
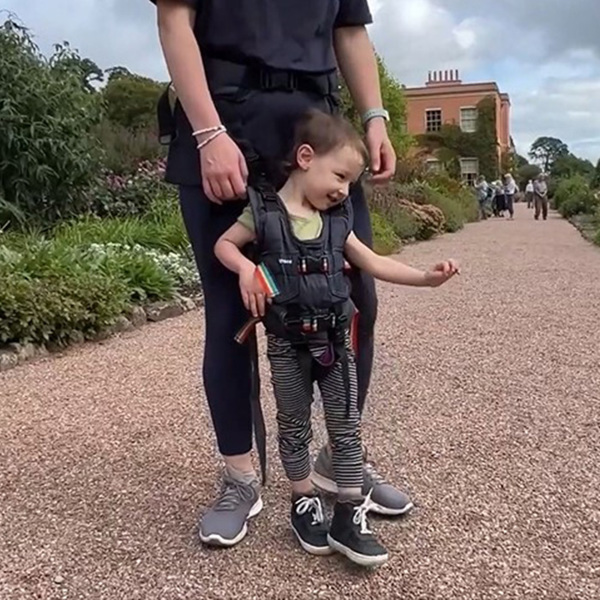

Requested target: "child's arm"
[
  {"left": 344, "top": 232, "right": 459, "bottom": 287},
  {"left": 215, "top": 223, "right": 267, "bottom": 317}
]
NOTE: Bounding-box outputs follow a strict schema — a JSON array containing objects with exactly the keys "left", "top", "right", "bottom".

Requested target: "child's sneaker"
[
  {"left": 327, "top": 490, "right": 389, "bottom": 567},
  {"left": 291, "top": 494, "right": 333, "bottom": 556}
]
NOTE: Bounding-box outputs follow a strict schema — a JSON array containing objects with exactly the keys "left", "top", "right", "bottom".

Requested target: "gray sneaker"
[
  {"left": 312, "top": 446, "right": 414, "bottom": 516},
  {"left": 198, "top": 475, "right": 263, "bottom": 547}
]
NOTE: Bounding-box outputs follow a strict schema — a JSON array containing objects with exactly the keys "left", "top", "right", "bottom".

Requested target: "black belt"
[
  {"left": 156, "top": 58, "right": 339, "bottom": 145},
  {"left": 203, "top": 57, "right": 340, "bottom": 97}
]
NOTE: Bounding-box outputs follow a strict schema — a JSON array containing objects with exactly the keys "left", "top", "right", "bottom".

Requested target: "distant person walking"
[
  {"left": 474, "top": 175, "right": 489, "bottom": 220},
  {"left": 533, "top": 174, "right": 549, "bottom": 220},
  {"left": 525, "top": 179, "right": 534, "bottom": 209},
  {"left": 503, "top": 173, "right": 518, "bottom": 219}
]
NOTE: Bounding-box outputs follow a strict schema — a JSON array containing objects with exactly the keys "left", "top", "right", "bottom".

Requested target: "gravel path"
[{"left": 1, "top": 203, "right": 599, "bottom": 600}]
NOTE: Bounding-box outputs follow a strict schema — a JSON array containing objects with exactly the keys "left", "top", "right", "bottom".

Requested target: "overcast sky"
[{"left": 2, "top": 0, "right": 599, "bottom": 162}]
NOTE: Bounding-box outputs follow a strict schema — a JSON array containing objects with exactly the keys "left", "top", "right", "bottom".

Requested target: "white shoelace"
[
  {"left": 364, "top": 461, "right": 387, "bottom": 485},
  {"left": 295, "top": 496, "right": 325, "bottom": 525},
  {"left": 352, "top": 488, "right": 376, "bottom": 535}
]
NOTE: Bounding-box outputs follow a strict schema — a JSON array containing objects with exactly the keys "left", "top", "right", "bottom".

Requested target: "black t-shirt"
[{"left": 155, "top": 0, "right": 372, "bottom": 73}]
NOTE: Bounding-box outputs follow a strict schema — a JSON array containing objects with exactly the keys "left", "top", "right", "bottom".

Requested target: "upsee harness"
[
  {"left": 156, "top": 58, "right": 356, "bottom": 486},
  {"left": 235, "top": 150, "right": 358, "bottom": 486}
]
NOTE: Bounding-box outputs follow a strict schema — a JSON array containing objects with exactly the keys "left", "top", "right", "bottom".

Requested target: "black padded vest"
[{"left": 247, "top": 187, "right": 354, "bottom": 340}]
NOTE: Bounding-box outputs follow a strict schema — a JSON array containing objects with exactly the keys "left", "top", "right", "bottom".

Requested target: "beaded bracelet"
[
  {"left": 196, "top": 128, "right": 227, "bottom": 150},
  {"left": 192, "top": 125, "right": 225, "bottom": 138}
]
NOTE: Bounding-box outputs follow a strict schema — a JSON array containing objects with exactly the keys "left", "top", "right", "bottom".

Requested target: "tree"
[
  {"left": 528, "top": 136, "right": 569, "bottom": 172},
  {"left": 591, "top": 159, "right": 600, "bottom": 190},
  {"left": 339, "top": 54, "right": 412, "bottom": 156},
  {"left": 50, "top": 43, "right": 103, "bottom": 91},
  {"left": 102, "top": 71, "right": 165, "bottom": 130},
  {"left": 551, "top": 153, "right": 595, "bottom": 181},
  {"left": 514, "top": 153, "right": 529, "bottom": 168},
  {"left": 517, "top": 164, "right": 542, "bottom": 189},
  {"left": 0, "top": 18, "right": 103, "bottom": 228}
]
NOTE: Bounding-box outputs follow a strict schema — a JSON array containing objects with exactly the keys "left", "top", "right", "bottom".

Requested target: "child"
[{"left": 214, "top": 109, "right": 459, "bottom": 567}]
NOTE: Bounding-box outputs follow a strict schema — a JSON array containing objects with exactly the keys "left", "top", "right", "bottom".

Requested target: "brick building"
[{"left": 403, "top": 70, "right": 512, "bottom": 183}]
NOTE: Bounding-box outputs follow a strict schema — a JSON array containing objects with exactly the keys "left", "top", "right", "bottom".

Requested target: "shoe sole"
[
  {"left": 291, "top": 526, "right": 334, "bottom": 556},
  {"left": 327, "top": 534, "right": 389, "bottom": 568},
  {"left": 312, "top": 472, "right": 414, "bottom": 516},
  {"left": 199, "top": 496, "right": 264, "bottom": 547}
]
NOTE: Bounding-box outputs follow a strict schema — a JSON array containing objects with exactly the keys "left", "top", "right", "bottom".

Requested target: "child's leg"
[
  {"left": 266, "top": 334, "right": 332, "bottom": 556},
  {"left": 317, "top": 342, "right": 363, "bottom": 500},
  {"left": 317, "top": 336, "right": 389, "bottom": 567},
  {"left": 266, "top": 334, "right": 315, "bottom": 496}
]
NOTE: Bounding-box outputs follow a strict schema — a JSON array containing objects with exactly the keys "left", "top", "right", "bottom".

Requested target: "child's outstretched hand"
[
  {"left": 424, "top": 259, "right": 461, "bottom": 287},
  {"left": 239, "top": 264, "right": 267, "bottom": 317}
]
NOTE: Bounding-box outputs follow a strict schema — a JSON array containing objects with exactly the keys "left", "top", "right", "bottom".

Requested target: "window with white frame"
[
  {"left": 460, "top": 107, "right": 478, "bottom": 133},
  {"left": 425, "top": 158, "right": 442, "bottom": 173},
  {"left": 460, "top": 157, "right": 479, "bottom": 185},
  {"left": 425, "top": 109, "right": 442, "bottom": 132}
]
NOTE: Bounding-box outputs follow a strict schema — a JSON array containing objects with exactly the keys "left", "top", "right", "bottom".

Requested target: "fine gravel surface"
[{"left": 1, "top": 204, "right": 599, "bottom": 600}]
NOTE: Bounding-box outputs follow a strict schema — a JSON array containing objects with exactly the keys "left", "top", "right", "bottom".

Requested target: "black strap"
[
  {"left": 203, "top": 57, "right": 339, "bottom": 97},
  {"left": 248, "top": 330, "right": 268, "bottom": 486}
]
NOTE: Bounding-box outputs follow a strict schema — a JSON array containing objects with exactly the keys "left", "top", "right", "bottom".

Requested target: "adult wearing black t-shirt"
[{"left": 152, "top": 0, "right": 414, "bottom": 548}]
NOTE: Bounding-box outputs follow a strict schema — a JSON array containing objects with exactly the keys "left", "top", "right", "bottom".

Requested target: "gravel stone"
[
  {"left": 145, "top": 301, "right": 185, "bottom": 322},
  {"left": 0, "top": 205, "right": 598, "bottom": 600}
]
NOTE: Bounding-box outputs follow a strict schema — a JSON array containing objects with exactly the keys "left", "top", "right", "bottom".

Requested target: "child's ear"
[{"left": 296, "top": 144, "right": 315, "bottom": 171}]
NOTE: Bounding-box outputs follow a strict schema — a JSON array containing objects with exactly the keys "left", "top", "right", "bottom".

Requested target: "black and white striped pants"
[{"left": 266, "top": 332, "right": 363, "bottom": 489}]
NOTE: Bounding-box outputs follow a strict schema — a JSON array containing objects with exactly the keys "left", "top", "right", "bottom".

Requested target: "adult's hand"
[
  {"left": 365, "top": 118, "right": 396, "bottom": 185},
  {"left": 199, "top": 133, "right": 249, "bottom": 204}
]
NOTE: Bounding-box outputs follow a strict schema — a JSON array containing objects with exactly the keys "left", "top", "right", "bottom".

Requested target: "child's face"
[{"left": 295, "top": 144, "right": 365, "bottom": 211}]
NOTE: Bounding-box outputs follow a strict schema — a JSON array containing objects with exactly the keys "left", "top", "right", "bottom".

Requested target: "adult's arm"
[
  {"left": 333, "top": 5, "right": 396, "bottom": 183},
  {"left": 154, "top": 0, "right": 248, "bottom": 201}
]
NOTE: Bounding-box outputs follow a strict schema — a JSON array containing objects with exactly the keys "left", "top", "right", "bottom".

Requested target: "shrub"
[
  {"left": 94, "top": 120, "right": 166, "bottom": 175},
  {"left": 0, "top": 19, "right": 103, "bottom": 228},
  {"left": 0, "top": 242, "right": 131, "bottom": 345},
  {"left": 395, "top": 182, "right": 466, "bottom": 232},
  {"left": 554, "top": 175, "right": 598, "bottom": 217},
  {"left": 370, "top": 211, "right": 400, "bottom": 255},
  {"left": 87, "top": 159, "right": 173, "bottom": 219},
  {"left": 52, "top": 209, "right": 188, "bottom": 255}
]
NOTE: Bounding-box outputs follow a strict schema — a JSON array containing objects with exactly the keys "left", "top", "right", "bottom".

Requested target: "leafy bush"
[
  {"left": 395, "top": 182, "right": 467, "bottom": 232},
  {"left": 87, "top": 159, "right": 173, "bottom": 218},
  {"left": 0, "top": 19, "right": 103, "bottom": 228},
  {"left": 0, "top": 241, "right": 131, "bottom": 345},
  {"left": 0, "top": 231, "right": 199, "bottom": 345},
  {"left": 554, "top": 175, "right": 598, "bottom": 217},
  {"left": 52, "top": 203, "right": 188, "bottom": 254},
  {"left": 94, "top": 120, "right": 165, "bottom": 175},
  {"left": 370, "top": 211, "right": 400, "bottom": 255}
]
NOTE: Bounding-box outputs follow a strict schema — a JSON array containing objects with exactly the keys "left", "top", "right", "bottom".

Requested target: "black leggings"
[{"left": 179, "top": 183, "right": 377, "bottom": 457}]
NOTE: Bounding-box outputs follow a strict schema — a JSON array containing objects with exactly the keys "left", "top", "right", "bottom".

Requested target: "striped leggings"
[{"left": 266, "top": 333, "right": 363, "bottom": 489}]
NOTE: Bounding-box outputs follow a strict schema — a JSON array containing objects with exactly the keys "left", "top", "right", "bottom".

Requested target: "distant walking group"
[{"left": 475, "top": 172, "right": 549, "bottom": 221}]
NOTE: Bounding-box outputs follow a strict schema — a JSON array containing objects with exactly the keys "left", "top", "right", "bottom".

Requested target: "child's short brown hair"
[{"left": 286, "top": 109, "right": 369, "bottom": 171}]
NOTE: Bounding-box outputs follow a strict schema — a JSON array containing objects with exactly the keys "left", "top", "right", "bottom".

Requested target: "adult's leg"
[
  {"left": 534, "top": 194, "right": 541, "bottom": 220},
  {"left": 542, "top": 197, "right": 549, "bottom": 220},
  {"left": 179, "top": 186, "right": 262, "bottom": 547},
  {"left": 347, "top": 182, "right": 377, "bottom": 414}
]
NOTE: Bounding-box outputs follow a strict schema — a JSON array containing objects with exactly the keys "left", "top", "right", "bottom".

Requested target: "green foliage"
[
  {"left": 0, "top": 19, "right": 104, "bottom": 228},
  {"left": 370, "top": 211, "right": 400, "bottom": 255},
  {"left": 102, "top": 71, "right": 165, "bottom": 131},
  {"left": 52, "top": 207, "right": 188, "bottom": 255},
  {"left": 94, "top": 120, "right": 165, "bottom": 175},
  {"left": 417, "top": 96, "right": 499, "bottom": 180},
  {"left": 339, "top": 54, "right": 412, "bottom": 155},
  {"left": 551, "top": 153, "right": 595, "bottom": 181},
  {"left": 394, "top": 180, "right": 476, "bottom": 232},
  {"left": 554, "top": 175, "right": 598, "bottom": 218},
  {"left": 0, "top": 240, "right": 131, "bottom": 345},
  {"left": 517, "top": 164, "right": 542, "bottom": 189},
  {"left": 528, "top": 136, "right": 569, "bottom": 172},
  {"left": 591, "top": 159, "right": 600, "bottom": 190}
]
